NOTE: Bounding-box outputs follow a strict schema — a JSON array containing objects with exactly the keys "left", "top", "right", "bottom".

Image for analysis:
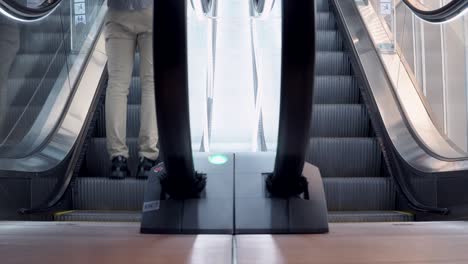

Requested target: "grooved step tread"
[
  {"left": 85, "top": 137, "right": 382, "bottom": 178},
  {"left": 307, "top": 138, "right": 382, "bottom": 178},
  {"left": 72, "top": 177, "right": 395, "bottom": 211},
  {"left": 95, "top": 104, "right": 370, "bottom": 138},
  {"left": 311, "top": 104, "right": 370, "bottom": 137},
  {"left": 313, "top": 76, "right": 359, "bottom": 104},
  {"left": 127, "top": 74, "right": 361, "bottom": 105},
  {"left": 54, "top": 210, "right": 412, "bottom": 223}
]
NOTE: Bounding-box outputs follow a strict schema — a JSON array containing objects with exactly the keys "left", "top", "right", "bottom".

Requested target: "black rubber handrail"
[
  {"left": 153, "top": 0, "right": 206, "bottom": 199},
  {"left": 18, "top": 68, "right": 108, "bottom": 215},
  {"left": 190, "top": 0, "right": 213, "bottom": 15},
  {"left": 402, "top": 0, "right": 467, "bottom": 23},
  {"left": 266, "top": 0, "right": 316, "bottom": 197},
  {"left": 0, "top": 0, "right": 61, "bottom": 21},
  {"left": 330, "top": 0, "right": 449, "bottom": 215},
  {"left": 251, "top": 0, "right": 275, "bottom": 17}
]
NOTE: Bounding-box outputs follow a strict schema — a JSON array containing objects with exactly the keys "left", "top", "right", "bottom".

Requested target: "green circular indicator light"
[{"left": 208, "top": 154, "right": 228, "bottom": 165}]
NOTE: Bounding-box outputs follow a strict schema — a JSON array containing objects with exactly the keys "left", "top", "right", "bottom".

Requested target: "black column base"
[
  {"left": 160, "top": 171, "right": 207, "bottom": 200},
  {"left": 265, "top": 173, "right": 309, "bottom": 198},
  {"left": 235, "top": 153, "right": 329, "bottom": 234},
  {"left": 140, "top": 153, "right": 234, "bottom": 234}
]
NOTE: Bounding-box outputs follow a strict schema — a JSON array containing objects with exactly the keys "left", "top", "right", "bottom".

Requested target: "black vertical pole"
[
  {"left": 266, "top": 0, "right": 316, "bottom": 197},
  {"left": 153, "top": 0, "right": 206, "bottom": 199}
]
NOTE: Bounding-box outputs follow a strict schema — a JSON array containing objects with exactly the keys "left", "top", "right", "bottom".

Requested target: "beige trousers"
[{"left": 104, "top": 7, "right": 159, "bottom": 160}]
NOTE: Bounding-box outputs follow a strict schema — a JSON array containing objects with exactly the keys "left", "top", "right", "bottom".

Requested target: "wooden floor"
[{"left": 1, "top": 221, "right": 468, "bottom": 264}]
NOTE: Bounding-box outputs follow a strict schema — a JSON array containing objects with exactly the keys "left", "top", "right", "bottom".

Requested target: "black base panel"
[
  {"left": 141, "top": 153, "right": 329, "bottom": 234},
  {"left": 235, "top": 153, "right": 329, "bottom": 234},
  {"left": 140, "top": 153, "right": 234, "bottom": 234}
]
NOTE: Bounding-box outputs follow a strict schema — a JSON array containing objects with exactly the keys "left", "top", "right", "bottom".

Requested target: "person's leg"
[
  {"left": 136, "top": 9, "right": 159, "bottom": 161},
  {"left": 104, "top": 10, "right": 136, "bottom": 177},
  {"left": 135, "top": 7, "right": 159, "bottom": 178}
]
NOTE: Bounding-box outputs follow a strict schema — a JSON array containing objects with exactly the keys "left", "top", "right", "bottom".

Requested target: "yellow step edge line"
[{"left": 54, "top": 210, "right": 75, "bottom": 216}]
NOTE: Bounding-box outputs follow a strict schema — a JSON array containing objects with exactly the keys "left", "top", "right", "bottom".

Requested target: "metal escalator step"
[
  {"left": 316, "top": 0, "right": 330, "bottom": 12},
  {"left": 21, "top": 14, "right": 70, "bottom": 34},
  {"left": 6, "top": 78, "right": 57, "bottom": 106},
  {"left": 128, "top": 77, "right": 141, "bottom": 105},
  {"left": 314, "top": 76, "right": 359, "bottom": 104},
  {"left": 19, "top": 33, "right": 65, "bottom": 53},
  {"left": 73, "top": 178, "right": 145, "bottom": 210},
  {"left": 72, "top": 177, "right": 395, "bottom": 211},
  {"left": 0, "top": 106, "right": 42, "bottom": 145},
  {"left": 306, "top": 138, "right": 382, "bottom": 178},
  {"left": 95, "top": 105, "right": 141, "bottom": 138},
  {"left": 311, "top": 104, "right": 369, "bottom": 137},
  {"left": 316, "top": 52, "right": 351, "bottom": 75},
  {"left": 317, "top": 30, "right": 343, "bottom": 51},
  {"left": 55, "top": 210, "right": 141, "bottom": 222},
  {"left": 87, "top": 137, "right": 382, "bottom": 178},
  {"left": 55, "top": 210, "right": 413, "bottom": 223},
  {"left": 324, "top": 177, "right": 396, "bottom": 211},
  {"left": 328, "top": 211, "right": 413, "bottom": 222},
  {"left": 316, "top": 12, "right": 335, "bottom": 30},
  {"left": 10, "top": 54, "right": 67, "bottom": 79},
  {"left": 85, "top": 138, "right": 140, "bottom": 178},
  {"left": 132, "top": 53, "right": 141, "bottom": 76}
]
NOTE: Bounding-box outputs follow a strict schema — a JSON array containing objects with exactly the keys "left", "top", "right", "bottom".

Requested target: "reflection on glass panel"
[
  {"left": 187, "top": 2, "right": 211, "bottom": 151},
  {"left": 356, "top": 0, "right": 468, "bottom": 155},
  {"left": 187, "top": 0, "right": 282, "bottom": 152},
  {"left": 0, "top": 0, "right": 105, "bottom": 158},
  {"left": 411, "top": 0, "right": 456, "bottom": 10},
  {"left": 252, "top": 0, "right": 281, "bottom": 151}
]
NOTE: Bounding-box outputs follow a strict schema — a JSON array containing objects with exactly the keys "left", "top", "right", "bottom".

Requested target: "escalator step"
[
  {"left": 128, "top": 75, "right": 360, "bottom": 106},
  {"left": 316, "top": 12, "right": 335, "bottom": 30},
  {"left": 85, "top": 138, "right": 140, "bottom": 178},
  {"left": 328, "top": 211, "right": 413, "bottom": 222},
  {"left": 6, "top": 78, "right": 57, "bottom": 106},
  {"left": 19, "top": 33, "right": 65, "bottom": 54},
  {"left": 54, "top": 210, "right": 413, "bottom": 223},
  {"left": 316, "top": 30, "right": 343, "bottom": 51},
  {"left": 20, "top": 14, "right": 70, "bottom": 34},
  {"left": 324, "top": 177, "right": 396, "bottom": 211},
  {"left": 311, "top": 104, "right": 369, "bottom": 137},
  {"left": 95, "top": 104, "right": 369, "bottom": 138},
  {"left": 72, "top": 177, "right": 394, "bottom": 211},
  {"left": 73, "top": 178, "right": 145, "bottom": 211},
  {"left": 10, "top": 54, "right": 67, "bottom": 79},
  {"left": 316, "top": 52, "right": 351, "bottom": 75},
  {"left": 132, "top": 37, "right": 346, "bottom": 78},
  {"left": 0, "top": 106, "right": 42, "bottom": 145},
  {"left": 128, "top": 77, "right": 142, "bottom": 105},
  {"left": 306, "top": 138, "right": 382, "bottom": 178},
  {"left": 87, "top": 137, "right": 382, "bottom": 178},
  {"left": 313, "top": 76, "right": 359, "bottom": 104},
  {"left": 316, "top": 0, "right": 331, "bottom": 12},
  {"left": 55, "top": 211, "right": 142, "bottom": 222}
]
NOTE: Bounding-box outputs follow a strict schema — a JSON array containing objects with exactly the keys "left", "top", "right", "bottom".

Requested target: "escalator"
[
  {"left": 1, "top": 0, "right": 466, "bottom": 228},
  {"left": 0, "top": 0, "right": 108, "bottom": 219},
  {"left": 54, "top": 0, "right": 412, "bottom": 223},
  {"left": 1, "top": 13, "right": 68, "bottom": 150}
]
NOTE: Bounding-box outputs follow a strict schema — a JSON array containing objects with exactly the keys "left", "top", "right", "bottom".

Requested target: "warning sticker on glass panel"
[
  {"left": 380, "top": 0, "right": 392, "bottom": 15},
  {"left": 143, "top": 200, "right": 160, "bottom": 212}
]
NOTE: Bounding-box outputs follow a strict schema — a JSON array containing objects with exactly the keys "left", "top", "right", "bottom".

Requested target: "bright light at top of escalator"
[{"left": 208, "top": 154, "right": 229, "bottom": 165}]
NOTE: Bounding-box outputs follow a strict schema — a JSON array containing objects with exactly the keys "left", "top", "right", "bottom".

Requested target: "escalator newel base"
[
  {"left": 160, "top": 171, "right": 207, "bottom": 200},
  {"left": 265, "top": 174, "right": 309, "bottom": 198},
  {"left": 235, "top": 154, "right": 329, "bottom": 234},
  {"left": 140, "top": 154, "right": 234, "bottom": 234}
]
